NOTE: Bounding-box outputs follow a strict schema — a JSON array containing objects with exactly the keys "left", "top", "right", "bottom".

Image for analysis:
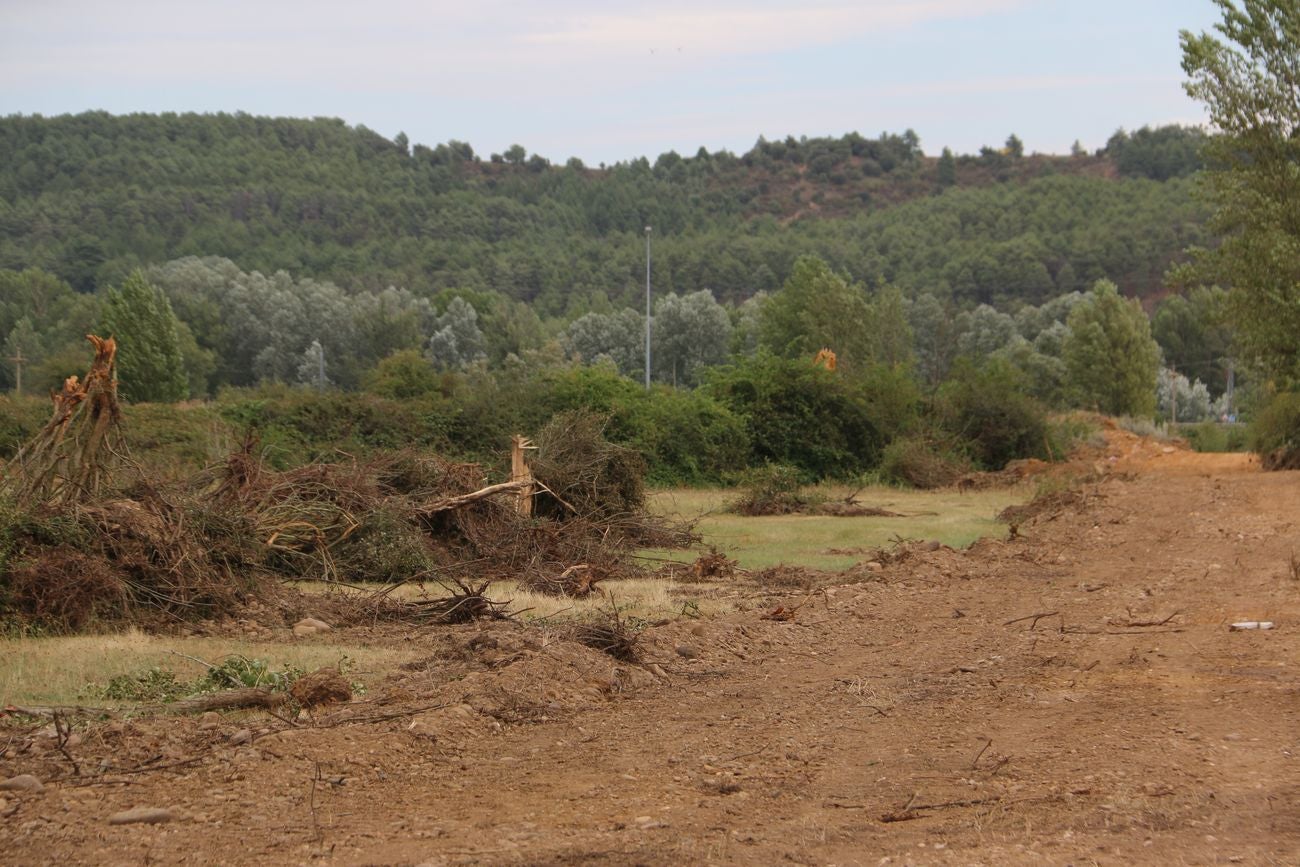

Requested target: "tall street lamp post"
[{"left": 644, "top": 225, "right": 652, "bottom": 390}]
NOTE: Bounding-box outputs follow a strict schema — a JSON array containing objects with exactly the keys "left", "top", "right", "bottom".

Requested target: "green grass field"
[{"left": 649, "top": 484, "right": 1025, "bottom": 570}]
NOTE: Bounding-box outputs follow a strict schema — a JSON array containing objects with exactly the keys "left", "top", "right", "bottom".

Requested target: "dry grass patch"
[
  {"left": 291, "top": 577, "right": 734, "bottom": 623},
  {"left": 0, "top": 629, "right": 416, "bottom": 708}
]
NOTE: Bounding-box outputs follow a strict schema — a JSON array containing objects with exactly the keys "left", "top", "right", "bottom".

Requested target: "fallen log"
[{"left": 160, "top": 688, "right": 287, "bottom": 715}]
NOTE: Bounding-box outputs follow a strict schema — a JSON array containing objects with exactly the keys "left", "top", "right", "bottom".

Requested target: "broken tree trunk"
[
  {"left": 510, "top": 434, "right": 537, "bottom": 517},
  {"left": 2, "top": 335, "right": 123, "bottom": 507}
]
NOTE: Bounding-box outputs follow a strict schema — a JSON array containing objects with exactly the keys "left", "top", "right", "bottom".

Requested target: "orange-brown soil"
[{"left": 2, "top": 438, "right": 1297, "bottom": 865}]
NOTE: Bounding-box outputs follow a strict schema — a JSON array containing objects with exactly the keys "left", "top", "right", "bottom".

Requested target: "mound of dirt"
[{"left": 998, "top": 488, "right": 1089, "bottom": 525}]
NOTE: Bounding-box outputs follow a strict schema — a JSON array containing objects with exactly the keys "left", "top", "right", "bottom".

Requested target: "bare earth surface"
[{"left": 3, "top": 437, "right": 1299, "bottom": 866}]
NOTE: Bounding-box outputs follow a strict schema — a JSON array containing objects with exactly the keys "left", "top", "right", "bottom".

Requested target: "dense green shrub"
[
  {"left": 1249, "top": 391, "right": 1300, "bottom": 469},
  {"left": 879, "top": 435, "right": 971, "bottom": 488},
  {"left": 0, "top": 396, "right": 56, "bottom": 458},
  {"left": 1181, "top": 421, "right": 1248, "bottom": 453},
  {"left": 609, "top": 388, "right": 749, "bottom": 486},
  {"left": 122, "top": 403, "right": 229, "bottom": 475},
  {"left": 704, "top": 352, "right": 883, "bottom": 479},
  {"left": 217, "top": 385, "right": 454, "bottom": 468},
  {"left": 1045, "top": 413, "right": 1104, "bottom": 460},
  {"left": 936, "top": 359, "right": 1050, "bottom": 469},
  {"left": 858, "top": 364, "right": 922, "bottom": 441},
  {"left": 728, "top": 464, "right": 812, "bottom": 514},
  {"left": 362, "top": 349, "right": 451, "bottom": 400}
]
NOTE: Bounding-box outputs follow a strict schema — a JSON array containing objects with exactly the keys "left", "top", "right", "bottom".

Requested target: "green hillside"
[{"left": 0, "top": 113, "right": 1205, "bottom": 313}]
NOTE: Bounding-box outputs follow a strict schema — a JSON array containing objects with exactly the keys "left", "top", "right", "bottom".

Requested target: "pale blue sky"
[{"left": 0, "top": 0, "right": 1222, "bottom": 164}]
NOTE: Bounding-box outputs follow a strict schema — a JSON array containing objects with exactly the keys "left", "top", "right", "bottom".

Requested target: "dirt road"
[{"left": 4, "top": 447, "right": 1298, "bottom": 865}]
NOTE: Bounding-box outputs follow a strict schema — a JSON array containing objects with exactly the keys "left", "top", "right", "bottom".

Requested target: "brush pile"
[{"left": 0, "top": 344, "right": 693, "bottom": 632}]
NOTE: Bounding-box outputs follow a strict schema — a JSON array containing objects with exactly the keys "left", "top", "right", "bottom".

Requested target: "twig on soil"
[
  {"left": 880, "top": 795, "right": 1003, "bottom": 822},
  {"left": 52, "top": 711, "right": 82, "bottom": 776},
  {"left": 1061, "top": 626, "right": 1186, "bottom": 636},
  {"left": 2, "top": 704, "right": 114, "bottom": 720},
  {"left": 1113, "top": 610, "right": 1181, "bottom": 627},
  {"left": 1003, "top": 611, "right": 1060, "bottom": 629},
  {"left": 309, "top": 761, "right": 324, "bottom": 845},
  {"left": 51, "top": 752, "right": 210, "bottom": 784},
  {"left": 166, "top": 649, "right": 217, "bottom": 670},
  {"left": 313, "top": 701, "right": 453, "bottom": 728},
  {"left": 970, "top": 738, "right": 993, "bottom": 770}
]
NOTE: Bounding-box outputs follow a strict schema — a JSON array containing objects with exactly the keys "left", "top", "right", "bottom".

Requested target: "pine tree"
[
  {"left": 100, "top": 271, "right": 188, "bottom": 402},
  {"left": 937, "top": 147, "right": 957, "bottom": 187},
  {"left": 1062, "top": 280, "right": 1160, "bottom": 416}
]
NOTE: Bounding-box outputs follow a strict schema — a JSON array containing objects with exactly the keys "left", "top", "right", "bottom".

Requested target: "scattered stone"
[
  {"left": 0, "top": 775, "right": 44, "bottom": 793},
  {"left": 674, "top": 645, "right": 699, "bottom": 660},
  {"left": 228, "top": 729, "right": 253, "bottom": 746},
  {"left": 290, "top": 667, "right": 352, "bottom": 706},
  {"left": 701, "top": 776, "right": 743, "bottom": 795},
  {"left": 108, "top": 807, "right": 176, "bottom": 825},
  {"left": 292, "top": 617, "right": 332, "bottom": 638}
]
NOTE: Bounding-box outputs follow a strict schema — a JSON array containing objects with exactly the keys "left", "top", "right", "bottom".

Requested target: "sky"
[{"left": 0, "top": 0, "right": 1223, "bottom": 165}]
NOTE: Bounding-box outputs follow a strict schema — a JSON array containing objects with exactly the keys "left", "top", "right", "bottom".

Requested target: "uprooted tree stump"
[{"left": 290, "top": 667, "right": 353, "bottom": 706}]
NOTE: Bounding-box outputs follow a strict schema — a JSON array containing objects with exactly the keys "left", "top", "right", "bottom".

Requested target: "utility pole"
[
  {"left": 644, "top": 225, "right": 652, "bottom": 390},
  {"left": 8, "top": 348, "right": 24, "bottom": 396}
]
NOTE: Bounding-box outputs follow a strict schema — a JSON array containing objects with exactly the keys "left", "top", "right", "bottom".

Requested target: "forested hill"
[{"left": 0, "top": 112, "right": 1206, "bottom": 314}]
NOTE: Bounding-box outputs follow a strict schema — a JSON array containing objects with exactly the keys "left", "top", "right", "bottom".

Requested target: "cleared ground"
[{"left": 2, "top": 435, "right": 1298, "bottom": 865}]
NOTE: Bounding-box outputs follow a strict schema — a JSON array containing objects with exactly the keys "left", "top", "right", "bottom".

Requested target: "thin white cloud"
[
  {"left": 522, "top": 1, "right": 1027, "bottom": 55},
  {"left": 1, "top": 0, "right": 1028, "bottom": 87}
]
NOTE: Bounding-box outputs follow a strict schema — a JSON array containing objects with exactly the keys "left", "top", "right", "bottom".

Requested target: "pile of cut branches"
[{"left": 0, "top": 343, "right": 694, "bottom": 631}]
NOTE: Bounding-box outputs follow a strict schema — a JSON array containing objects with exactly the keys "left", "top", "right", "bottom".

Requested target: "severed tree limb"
[{"left": 416, "top": 479, "right": 532, "bottom": 516}]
